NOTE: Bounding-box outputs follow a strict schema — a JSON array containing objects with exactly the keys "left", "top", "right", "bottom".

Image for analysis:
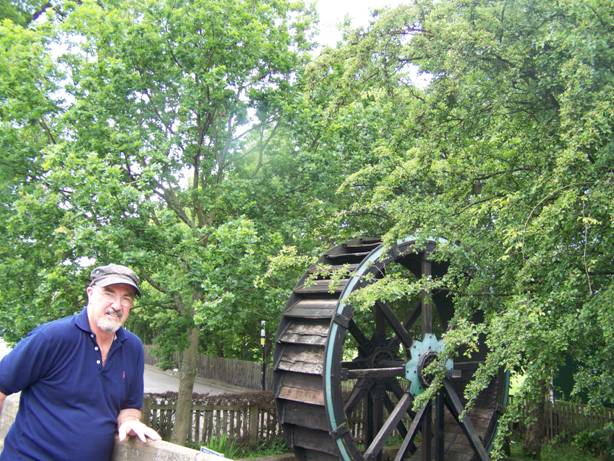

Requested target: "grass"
[
  {"left": 189, "top": 436, "right": 606, "bottom": 461},
  {"left": 507, "top": 439, "right": 602, "bottom": 461},
  {"left": 238, "top": 437, "right": 603, "bottom": 461},
  {"left": 186, "top": 436, "right": 290, "bottom": 459},
  {"left": 236, "top": 437, "right": 290, "bottom": 459}
]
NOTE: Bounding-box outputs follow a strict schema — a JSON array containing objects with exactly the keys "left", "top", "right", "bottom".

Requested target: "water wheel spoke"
[
  {"left": 386, "top": 379, "right": 416, "bottom": 426},
  {"left": 343, "top": 366, "right": 405, "bottom": 380},
  {"left": 342, "top": 359, "right": 370, "bottom": 370},
  {"left": 448, "top": 360, "right": 483, "bottom": 381},
  {"left": 344, "top": 378, "right": 373, "bottom": 415},
  {"left": 386, "top": 378, "right": 408, "bottom": 402},
  {"left": 388, "top": 303, "right": 421, "bottom": 351},
  {"left": 375, "top": 301, "right": 386, "bottom": 341},
  {"left": 405, "top": 303, "right": 421, "bottom": 330},
  {"left": 364, "top": 392, "right": 413, "bottom": 460},
  {"left": 383, "top": 392, "right": 408, "bottom": 438},
  {"left": 393, "top": 401, "right": 429, "bottom": 461},
  {"left": 375, "top": 301, "right": 413, "bottom": 349},
  {"left": 454, "top": 360, "right": 483, "bottom": 366},
  {"left": 348, "top": 319, "right": 371, "bottom": 354},
  {"left": 435, "top": 393, "right": 445, "bottom": 461},
  {"left": 443, "top": 380, "right": 490, "bottom": 461},
  {"left": 376, "top": 358, "right": 406, "bottom": 368},
  {"left": 421, "top": 254, "right": 433, "bottom": 334},
  {"left": 367, "top": 384, "right": 386, "bottom": 455}
]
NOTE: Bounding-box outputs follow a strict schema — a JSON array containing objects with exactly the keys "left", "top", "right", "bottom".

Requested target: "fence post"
[
  {"left": 142, "top": 395, "right": 151, "bottom": 426},
  {"left": 249, "top": 404, "right": 259, "bottom": 447},
  {"left": 260, "top": 320, "right": 266, "bottom": 391}
]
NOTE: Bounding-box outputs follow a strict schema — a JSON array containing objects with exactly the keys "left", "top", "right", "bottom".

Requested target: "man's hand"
[
  {"left": 117, "top": 408, "right": 161, "bottom": 443},
  {"left": 117, "top": 418, "right": 161, "bottom": 443}
]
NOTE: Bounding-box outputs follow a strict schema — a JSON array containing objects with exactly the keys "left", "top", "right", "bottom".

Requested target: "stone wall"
[{"left": 0, "top": 395, "right": 233, "bottom": 461}]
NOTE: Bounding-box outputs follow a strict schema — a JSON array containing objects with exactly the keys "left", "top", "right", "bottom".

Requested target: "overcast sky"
[
  {"left": 314, "top": 0, "right": 429, "bottom": 87},
  {"left": 315, "top": 0, "right": 410, "bottom": 47}
]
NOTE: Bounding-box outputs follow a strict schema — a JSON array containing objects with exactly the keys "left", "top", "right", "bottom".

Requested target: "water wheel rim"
[{"left": 324, "top": 237, "right": 414, "bottom": 458}]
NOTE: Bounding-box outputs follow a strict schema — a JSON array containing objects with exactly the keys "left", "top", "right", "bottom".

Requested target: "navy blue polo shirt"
[{"left": 0, "top": 308, "right": 144, "bottom": 461}]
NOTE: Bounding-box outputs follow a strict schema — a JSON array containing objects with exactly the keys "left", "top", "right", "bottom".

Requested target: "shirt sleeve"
[
  {"left": 0, "top": 327, "right": 55, "bottom": 395},
  {"left": 122, "top": 339, "right": 144, "bottom": 410}
]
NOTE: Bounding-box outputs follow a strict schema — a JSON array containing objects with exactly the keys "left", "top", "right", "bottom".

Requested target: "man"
[{"left": 0, "top": 263, "right": 161, "bottom": 460}]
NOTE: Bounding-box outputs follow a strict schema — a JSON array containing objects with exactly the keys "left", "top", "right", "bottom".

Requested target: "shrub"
[{"left": 572, "top": 423, "right": 614, "bottom": 460}]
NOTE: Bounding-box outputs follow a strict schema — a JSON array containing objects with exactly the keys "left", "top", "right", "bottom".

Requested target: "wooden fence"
[
  {"left": 140, "top": 388, "right": 392, "bottom": 448},
  {"left": 191, "top": 355, "right": 274, "bottom": 391},
  {"left": 142, "top": 392, "right": 281, "bottom": 447},
  {"left": 144, "top": 345, "right": 274, "bottom": 390},
  {"left": 542, "top": 399, "right": 614, "bottom": 441},
  {"left": 142, "top": 390, "right": 612, "bottom": 450}
]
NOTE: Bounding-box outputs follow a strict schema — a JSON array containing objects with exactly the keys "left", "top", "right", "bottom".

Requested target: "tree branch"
[
  {"left": 143, "top": 275, "right": 168, "bottom": 294},
  {"left": 38, "top": 119, "right": 56, "bottom": 144},
  {"left": 240, "top": 119, "right": 281, "bottom": 176},
  {"left": 31, "top": 2, "right": 52, "bottom": 23},
  {"left": 154, "top": 186, "right": 194, "bottom": 227}
]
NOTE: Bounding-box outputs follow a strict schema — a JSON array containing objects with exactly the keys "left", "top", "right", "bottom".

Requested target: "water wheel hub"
[{"left": 405, "top": 333, "right": 454, "bottom": 395}]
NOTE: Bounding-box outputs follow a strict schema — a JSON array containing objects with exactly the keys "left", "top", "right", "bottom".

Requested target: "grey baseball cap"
[{"left": 89, "top": 263, "right": 141, "bottom": 296}]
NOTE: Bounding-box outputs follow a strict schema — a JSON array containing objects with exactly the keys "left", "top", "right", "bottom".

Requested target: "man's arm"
[
  {"left": 117, "top": 408, "right": 161, "bottom": 443},
  {"left": 0, "top": 391, "right": 6, "bottom": 415}
]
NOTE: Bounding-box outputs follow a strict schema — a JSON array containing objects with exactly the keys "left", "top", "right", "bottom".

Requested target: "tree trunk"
[
  {"left": 523, "top": 385, "right": 547, "bottom": 459},
  {"left": 170, "top": 326, "right": 199, "bottom": 445}
]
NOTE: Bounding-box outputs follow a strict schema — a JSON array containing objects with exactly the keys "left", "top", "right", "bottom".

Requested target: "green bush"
[
  {"left": 510, "top": 438, "right": 602, "bottom": 461},
  {"left": 186, "top": 436, "right": 289, "bottom": 459},
  {"left": 572, "top": 423, "right": 614, "bottom": 460},
  {"left": 240, "top": 437, "right": 289, "bottom": 458}
]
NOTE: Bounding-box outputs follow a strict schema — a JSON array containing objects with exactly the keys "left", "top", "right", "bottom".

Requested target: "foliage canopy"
[
  {"left": 290, "top": 0, "right": 612, "bottom": 453},
  {"left": 0, "top": 0, "right": 612, "bottom": 453}
]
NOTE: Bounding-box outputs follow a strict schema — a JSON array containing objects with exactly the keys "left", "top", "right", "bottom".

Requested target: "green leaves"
[
  {"left": 1, "top": 3, "right": 611, "bottom": 448},
  {"left": 290, "top": 0, "right": 612, "bottom": 452},
  {"left": 0, "top": 0, "right": 319, "bottom": 363}
]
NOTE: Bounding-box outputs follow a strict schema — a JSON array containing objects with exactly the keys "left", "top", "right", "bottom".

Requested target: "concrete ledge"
[
  {"left": 0, "top": 396, "right": 232, "bottom": 460},
  {"left": 113, "top": 438, "right": 223, "bottom": 461}
]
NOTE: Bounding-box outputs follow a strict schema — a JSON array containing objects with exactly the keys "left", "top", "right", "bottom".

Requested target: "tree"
[
  {"left": 0, "top": 12, "right": 74, "bottom": 339},
  {"left": 3, "top": 0, "right": 610, "bottom": 455},
  {"left": 0, "top": 0, "right": 54, "bottom": 25},
  {"left": 292, "top": 0, "right": 613, "bottom": 456},
  {"left": 1, "top": 0, "right": 316, "bottom": 445}
]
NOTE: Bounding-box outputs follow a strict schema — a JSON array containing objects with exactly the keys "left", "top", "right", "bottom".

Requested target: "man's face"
[{"left": 86, "top": 283, "right": 135, "bottom": 334}]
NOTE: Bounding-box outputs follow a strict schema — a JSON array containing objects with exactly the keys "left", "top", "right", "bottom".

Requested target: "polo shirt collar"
[{"left": 73, "top": 307, "right": 128, "bottom": 342}]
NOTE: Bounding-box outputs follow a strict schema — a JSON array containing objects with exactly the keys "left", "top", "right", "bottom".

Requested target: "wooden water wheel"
[{"left": 273, "top": 238, "right": 508, "bottom": 461}]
